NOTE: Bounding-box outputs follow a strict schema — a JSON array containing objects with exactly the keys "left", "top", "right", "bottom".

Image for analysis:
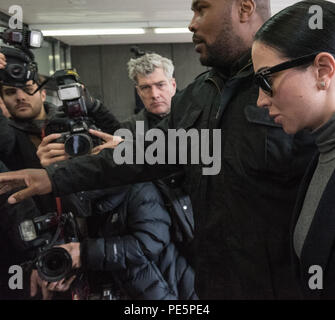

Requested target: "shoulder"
[
  {"left": 121, "top": 109, "right": 147, "bottom": 132},
  {"left": 126, "top": 182, "right": 171, "bottom": 225},
  {"left": 127, "top": 109, "right": 147, "bottom": 122},
  {"left": 172, "top": 69, "right": 216, "bottom": 103},
  {"left": 194, "top": 69, "right": 211, "bottom": 81},
  {"left": 128, "top": 182, "right": 164, "bottom": 204},
  {"left": 181, "top": 69, "right": 212, "bottom": 91}
]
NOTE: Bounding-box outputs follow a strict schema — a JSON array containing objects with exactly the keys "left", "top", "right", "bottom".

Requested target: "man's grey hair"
[{"left": 128, "top": 53, "right": 175, "bottom": 84}]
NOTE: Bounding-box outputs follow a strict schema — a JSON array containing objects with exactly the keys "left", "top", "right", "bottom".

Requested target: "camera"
[
  {"left": 19, "top": 211, "right": 80, "bottom": 282},
  {"left": 44, "top": 69, "right": 102, "bottom": 157},
  {"left": 0, "top": 27, "right": 43, "bottom": 88}
]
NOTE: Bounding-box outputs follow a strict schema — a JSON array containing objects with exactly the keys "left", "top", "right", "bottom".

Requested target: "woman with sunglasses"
[{"left": 252, "top": 0, "right": 335, "bottom": 299}]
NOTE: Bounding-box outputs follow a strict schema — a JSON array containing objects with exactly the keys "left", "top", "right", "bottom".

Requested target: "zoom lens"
[
  {"left": 7, "top": 64, "right": 25, "bottom": 79},
  {"left": 65, "top": 134, "right": 92, "bottom": 157},
  {"left": 36, "top": 247, "right": 72, "bottom": 282}
]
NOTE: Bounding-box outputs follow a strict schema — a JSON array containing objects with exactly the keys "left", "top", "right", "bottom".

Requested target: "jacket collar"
[
  {"left": 81, "top": 185, "right": 131, "bottom": 213},
  {"left": 144, "top": 108, "right": 168, "bottom": 124},
  {"left": 292, "top": 154, "right": 335, "bottom": 298},
  {"left": 203, "top": 50, "right": 254, "bottom": 96}
]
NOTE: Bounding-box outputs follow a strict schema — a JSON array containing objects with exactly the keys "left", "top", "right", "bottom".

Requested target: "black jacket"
[
  {"left": 291, "top": 154, "right": 335, "bottom": 299},
  {"left": 46, "top": 52, "right": 317, "bottom": 299},
  {"left": 80, "top": 182, "right": 197, "bottom": 300},
  {"left": 0, "top": 104, "right": 88, "bottom": 217},
  {"left": 83, "top": 106, "right": 196, "bottom": 299}
]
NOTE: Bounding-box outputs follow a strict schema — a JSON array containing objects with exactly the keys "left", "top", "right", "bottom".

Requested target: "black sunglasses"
[{"left": 254, "top": 52, "right": 320, "bottom": 96}]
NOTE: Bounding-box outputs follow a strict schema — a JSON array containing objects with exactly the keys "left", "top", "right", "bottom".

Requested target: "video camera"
[
  {"left": 0, "top": 27, "right": 43, "bottom": 89},
  {"left": 19, "top": 211, "right": 80, "bottom": 282},
  {"left": 44, "top": 69, "right": 102, "bottom": 157}
]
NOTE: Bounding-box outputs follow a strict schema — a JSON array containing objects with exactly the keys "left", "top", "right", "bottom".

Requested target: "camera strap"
[
  {"left": 56, "top": 197, "right": 63, "bottom": 217},
  {"left": 41, "top": 127, "right": 64, "bottom": 225}
]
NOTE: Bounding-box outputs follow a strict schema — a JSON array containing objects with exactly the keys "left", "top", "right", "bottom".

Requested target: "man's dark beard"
[
  {"left": 10, "top": 104, "right": 41, "bottom": 121},
  {"left": 200, "top": 22, "right": 248, "bottom": 76}
]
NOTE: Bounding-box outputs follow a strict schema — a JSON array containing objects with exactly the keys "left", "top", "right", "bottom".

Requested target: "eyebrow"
[
  {"left": 139, "top": 81, "right": 167, "bottom": 88},
  {"left": 191, "top": 0, "right": 201, "bottom": 10}
]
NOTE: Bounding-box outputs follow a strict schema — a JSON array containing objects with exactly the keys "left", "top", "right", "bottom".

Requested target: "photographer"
[
  {"left": 0, "top": 52, "right": 88, "bottom": 214},
  {"left": 33, "top": 182, "right": 196, "bottom": 300},
  {"left": 0, "top": 52, "right": 90, "bottom": 299}
]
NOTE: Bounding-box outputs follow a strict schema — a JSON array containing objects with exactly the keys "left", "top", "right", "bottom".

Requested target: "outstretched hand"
[
  {"left": 90, "top": 129, "right": 123, "bottom": 154},
  {"left": 0, "top": 169, "right": 52, "bottom": 204}
]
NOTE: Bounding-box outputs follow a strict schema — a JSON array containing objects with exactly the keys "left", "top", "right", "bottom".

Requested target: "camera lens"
[
  {"left": 65, "top": 134, "right": 92, "bottom": 157},
  {"left": 7, "top": 64, "right": 25, "bottom": 79},
  {"left": 36, "top": 247, "right": 73, "bottom": 282}
]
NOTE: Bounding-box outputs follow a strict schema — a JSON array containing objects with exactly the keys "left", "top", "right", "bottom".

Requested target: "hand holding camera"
[
  {"left": 30, "top": 267, "right": 77, "bottom": 300},
  {"left": 0, "top": 27, "right": 43, "bottom": 90},
  {"left": 37, "top": 133, "right": 70, "bottom": 167},
  {"left": 0, "top": 53, "right": 6, "bottom": 69},
  {"left": 43, "top": 69, "right": 104, "bottom": 157},
  {"left": 19, "top": 211, "right": 82, "bottom": 283}
]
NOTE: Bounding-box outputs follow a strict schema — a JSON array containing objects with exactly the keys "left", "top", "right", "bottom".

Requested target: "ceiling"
[{"left": 0, "top": 0, "right": 330, "bottom": 46}]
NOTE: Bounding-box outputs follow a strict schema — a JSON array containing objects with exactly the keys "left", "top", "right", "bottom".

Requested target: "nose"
[
  {"left": 257, "top": 88, "right": 271, "bottom": 109},
  {"left": 188, "top": 13, "right": 197, "bottom": 32},
  {"left": 16, "top": 88, "right": 27, "bottom": 101},
  {"left": 150, "top": 86, "right": 160, "bottom": 100}
]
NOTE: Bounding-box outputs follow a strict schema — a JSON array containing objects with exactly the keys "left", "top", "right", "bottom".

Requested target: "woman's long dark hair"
[{"left": 255, "top": 0, "right": 335, "bottom": 59}]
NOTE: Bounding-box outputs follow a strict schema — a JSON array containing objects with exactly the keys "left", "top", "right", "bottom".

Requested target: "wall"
[{"left": 71, "top": 43, "right": 208, "bottom": 121}]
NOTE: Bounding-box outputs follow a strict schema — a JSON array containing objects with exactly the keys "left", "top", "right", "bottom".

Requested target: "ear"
[
  {"left": 40, "top": 89, "right": 46, "bottom": 102},
  {"left": 314, "top": 53, "right": 335, "bottom": 90},
  {"left": 170, "top": 78, "right": 177, "bottom": 96},
  {"left": 238, "top": 0, "right": 256, "bottom": 22}
]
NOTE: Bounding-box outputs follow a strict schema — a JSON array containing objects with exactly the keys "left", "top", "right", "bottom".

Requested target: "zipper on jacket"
[{"left": 207, "top": 77, "right": 224, "bottom": 120}]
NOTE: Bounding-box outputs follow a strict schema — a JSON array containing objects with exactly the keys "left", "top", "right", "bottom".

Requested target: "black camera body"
[
  {"left": 0, "top": 46, "right": 38, "bottom": 87},
  {"left": 19, "top": 212, "right": 79, "bottom": 282},
  {"left": 44, "top": 69, "right": 102, "bottom": 157},
  {"left": 45, "top": 117, "right": 102, "bottom": 157},
  {"left": 0, "top": 28, "right": 43, "bottom": 87}
]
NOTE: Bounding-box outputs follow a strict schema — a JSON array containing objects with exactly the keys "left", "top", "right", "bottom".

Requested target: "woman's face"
[{"left": 252, "top": 41, "right": 328, "bottom": 134}]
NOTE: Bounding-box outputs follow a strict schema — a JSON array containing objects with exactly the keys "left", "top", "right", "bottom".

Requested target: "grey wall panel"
[
  {"left": 100, "top": 45, "right": 135, "bottom": 121},
  {"left": 71, "top": 46, "right": 103, "bottom": 101},
  {"left": 71, "top": 43, "right": 207, "bottom": 121},
  {"left": 136, "top": 43, "right": 172, "bottom": 61},
  {"left": 172, "top": 43, "right": 208, "bottom": 90}
]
